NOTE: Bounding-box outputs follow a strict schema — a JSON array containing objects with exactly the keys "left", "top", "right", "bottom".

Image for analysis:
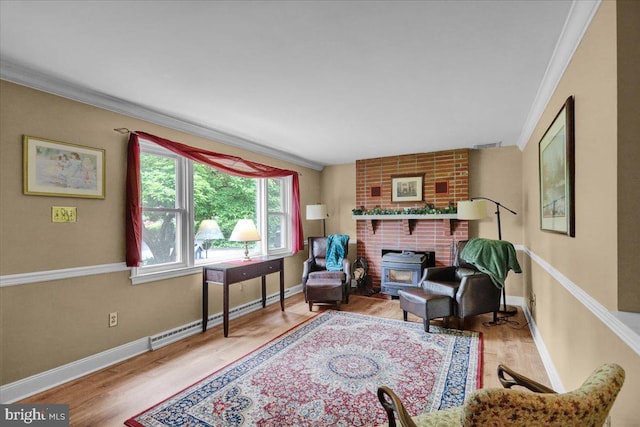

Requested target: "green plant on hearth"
[{"left": 352, "top": 202, "right": 457, "bottom": 215}]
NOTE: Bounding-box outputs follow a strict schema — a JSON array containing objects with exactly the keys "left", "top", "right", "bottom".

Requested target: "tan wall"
[
  {"left": 468, "top": 146, "right": 523, "bottom": 244},
  {"left": 0, "top": 81, "right": 319, "bottom": 385},
  {"left": 524, "top": 0, "right": 618, "bottom": 309},
  {"left": 469, "top": 146, "right": 525, "bottom": 298},
  {"left": 317, "top": 163, "right": 358, "bottom": 269},
  {"left": 320, "top": 163, "right": 357, "bottom": 238},
  {"left": 617, "top": 0, "right": 640, "bottom": 311},
  {"left": 521, "top": 2, "right": 638, "bottom": 425},
  {"left": 528, "top": 262, "right": 638, "bottom": 427}
]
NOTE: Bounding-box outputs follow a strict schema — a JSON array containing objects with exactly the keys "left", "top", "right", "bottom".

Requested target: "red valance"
[{"left": 126, "top": 132, "right": 304, "bottom": 267}]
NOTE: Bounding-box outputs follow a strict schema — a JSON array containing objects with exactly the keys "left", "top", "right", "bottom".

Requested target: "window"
[
  {"left": 132, "top": 140, "right": 292, "bottom": 284},
  {"left": 139, "top": 144, "right": 187, "bottom": 272},
  {"left": 266, "top": 178, "right": 289, "bottom": 251},
  {"left": 193, "top": 163, "right": 257, "bottom": 263}
]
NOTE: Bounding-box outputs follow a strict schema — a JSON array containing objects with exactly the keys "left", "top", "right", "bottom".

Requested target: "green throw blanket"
[
  {"left": 460, "top": 238, "right": 522, "bottom": 289},
  {"left": 326, "top": 234, "right": 350, "bottom": 272}
]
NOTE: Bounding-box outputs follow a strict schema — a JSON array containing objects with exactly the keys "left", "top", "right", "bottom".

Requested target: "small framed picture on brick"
[
  {"left": 435, "top": 180, "right": 449, "bottom": 194},
  {"left": 391, "top": 174, "right": 423, "bottom": 203}
]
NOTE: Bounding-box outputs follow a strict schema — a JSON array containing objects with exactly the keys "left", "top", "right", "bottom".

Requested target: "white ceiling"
[{"left": 1, "top": 1, "right": 583, "bottom": 169}]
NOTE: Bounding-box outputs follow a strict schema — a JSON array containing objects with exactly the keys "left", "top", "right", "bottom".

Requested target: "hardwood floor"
[{"left": 20, "top": 292, "right": 550, "bottom": 426}]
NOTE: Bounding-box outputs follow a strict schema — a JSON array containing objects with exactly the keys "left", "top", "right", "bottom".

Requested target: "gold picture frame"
[
  {"left": 391, "top": 174, "right": 424, "bottom": 203},
  {"left": 23, "top": 135, "right": 105, "bottom": 199}
]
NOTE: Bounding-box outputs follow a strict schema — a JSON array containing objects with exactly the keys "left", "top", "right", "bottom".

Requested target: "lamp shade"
[
  {"left": 229, "top": 219, "right": 261, "bottom": 242},
  {"left": 196, "top": 219, "right": 224, "bottom": 240},
  {"left": 457, "top": 200, "right": 488, "bottom": 220},
  {"left": 306, "top": 204, "right": 327, "bottom": 220}
]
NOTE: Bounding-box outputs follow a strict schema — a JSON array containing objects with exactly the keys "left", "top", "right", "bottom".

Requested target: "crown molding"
[
  {"left": 516, "top": 0, "right": 601, "bottom": 150},
  {"left": 0, "top": 59, "right": 324, "bottom": 171}
]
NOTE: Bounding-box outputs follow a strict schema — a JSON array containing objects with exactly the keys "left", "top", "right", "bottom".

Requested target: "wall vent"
[{"left": 472, "top": 141, "right": 502, "bottom": 149}]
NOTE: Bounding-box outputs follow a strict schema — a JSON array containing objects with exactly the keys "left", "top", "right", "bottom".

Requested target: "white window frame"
[
  {"left": 131, "top": 140, "right": 292, "bottom": 285},
  {"left": 263, "top": 176, "right": 292, "bottom": 257}
]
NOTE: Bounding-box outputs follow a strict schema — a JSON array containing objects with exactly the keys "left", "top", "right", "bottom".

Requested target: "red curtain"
[
  {"left": 125, "top": 134, "right": 142, "bottom": 267},
  {"left": 125, "top": 131, "right": 304, "bottom": 267}
]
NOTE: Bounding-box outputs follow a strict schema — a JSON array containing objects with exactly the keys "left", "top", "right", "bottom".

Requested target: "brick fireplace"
[{"left": 355, "top": 149, "right": 469, "bottom": 290}]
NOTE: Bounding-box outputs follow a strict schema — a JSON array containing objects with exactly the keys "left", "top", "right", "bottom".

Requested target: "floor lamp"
[
  {"left": 457, "top": 197, "right": 518, "bottom": 315},
  {"left": 306, "top": 204, "right": 327, "bottom": 237}
]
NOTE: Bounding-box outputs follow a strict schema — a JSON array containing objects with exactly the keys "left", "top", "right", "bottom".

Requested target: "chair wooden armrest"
[
  {"left": 378, "top": 386, "right": 417, "bottom": 427},
  {"left": 497, "top": 364, "right": 556, "bottom": 394},
  {"left": 377, "top": 386, "right": 418, "bottom": 427}
]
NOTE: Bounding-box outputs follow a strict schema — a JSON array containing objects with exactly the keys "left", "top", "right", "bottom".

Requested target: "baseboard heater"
[{"left": 148, "top": 287, "right": 294, "bottom": 350}]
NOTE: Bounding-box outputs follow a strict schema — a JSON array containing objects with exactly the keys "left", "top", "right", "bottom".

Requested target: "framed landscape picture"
[
  {"left": 539, "top": 97, "right": 575, "bottom": 236},
  {"left": 391, "top": 174, "right": 423, "bottom": 203},
  {"left": 23, "top": 135, "right": 105, "bottom": 198}
]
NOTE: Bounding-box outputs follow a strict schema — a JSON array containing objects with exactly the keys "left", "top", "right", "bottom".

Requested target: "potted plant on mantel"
[
  {"left": 352, "top": 202, "right": 457, "bottom": 216},
  {"left": 352, "top": 203, "right": 459, "bottom": 235}
]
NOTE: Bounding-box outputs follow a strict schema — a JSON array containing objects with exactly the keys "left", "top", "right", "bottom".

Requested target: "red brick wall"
[{"left": 355, "top": 150, "right": 470, "bottom": 289}]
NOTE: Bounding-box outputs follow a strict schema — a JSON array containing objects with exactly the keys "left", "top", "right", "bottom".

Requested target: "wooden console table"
[{"left": 202, "top": 257, "right": 285, "bottom": 337}]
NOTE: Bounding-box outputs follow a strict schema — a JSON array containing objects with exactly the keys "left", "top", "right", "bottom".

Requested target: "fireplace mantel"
[
  {"left": 352, "top": 214, "right": 457, "bottom": 220},
  {"left": 352, "top": 214, "right": 459, "bottom": 235}
]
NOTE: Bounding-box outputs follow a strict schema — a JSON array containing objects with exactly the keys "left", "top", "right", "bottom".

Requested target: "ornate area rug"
[{"left": 125, "top": 311, "right": 482, "bottom": 427}]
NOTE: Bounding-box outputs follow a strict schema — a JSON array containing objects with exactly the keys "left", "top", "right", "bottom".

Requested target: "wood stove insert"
[{"left": 380, "top": 249, "right": 435, "bottom": 297}]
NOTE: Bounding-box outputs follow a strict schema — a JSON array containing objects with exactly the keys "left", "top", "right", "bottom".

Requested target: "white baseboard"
[
  {"left": 0, "top": 338, "right": 149, "bottom": 403},
  {"left": 515, "top": 297, "right": 566, "bottom": 392},
  {"left": 0, "top": 285, "right": 303, "bottom": 403}
]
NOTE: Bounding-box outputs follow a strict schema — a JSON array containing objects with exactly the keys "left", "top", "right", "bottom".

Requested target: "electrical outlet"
[
  {"left": 109, "top": 312, "right": 118, "bottom": 328},
  {"left": 604, "top": 416, "right": 611, "bottom": 427},
  {"left": 529, "top": 293, "right": 536, "bottom": 311}
]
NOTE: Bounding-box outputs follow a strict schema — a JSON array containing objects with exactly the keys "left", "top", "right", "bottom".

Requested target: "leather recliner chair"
[
  {"left": 421, "top": 240, "right": 501, "bottom": 327},
  {"left": 302, "top": 236, "right": 351, "bottom": 304}
]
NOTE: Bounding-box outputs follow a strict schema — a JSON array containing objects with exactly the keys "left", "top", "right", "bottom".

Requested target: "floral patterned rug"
[{"left": 125, "top": 311, "right": 482, "bottom": 427}]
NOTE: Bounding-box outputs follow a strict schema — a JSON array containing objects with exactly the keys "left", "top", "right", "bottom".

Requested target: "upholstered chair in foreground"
[{"left": 378, "top": 363, "right": 625, "bottom": 427}]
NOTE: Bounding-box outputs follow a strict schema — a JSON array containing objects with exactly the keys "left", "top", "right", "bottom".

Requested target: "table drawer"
[
  {"left": 226, "top": 264, "right": 259, "bottom": 283},
  {"left": 255, "top": 259, "right": 281, "bottom": 276},
  {"left": 205, "top": 269, "right": 225, "bottom": 283}
]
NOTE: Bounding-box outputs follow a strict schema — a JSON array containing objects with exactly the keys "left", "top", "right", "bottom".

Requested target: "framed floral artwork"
[{"left": 23, "top": 135, "right": 105, "bottom": 198}]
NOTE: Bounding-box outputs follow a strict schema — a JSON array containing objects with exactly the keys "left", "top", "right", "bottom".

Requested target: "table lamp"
[{"left": 229, "top": 219, "right": 261, "bottom": 261}]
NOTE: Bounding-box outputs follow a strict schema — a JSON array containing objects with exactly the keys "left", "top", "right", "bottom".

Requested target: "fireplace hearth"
[{"left": 380, "top": 250, "right": 435, "bottom": 296}]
